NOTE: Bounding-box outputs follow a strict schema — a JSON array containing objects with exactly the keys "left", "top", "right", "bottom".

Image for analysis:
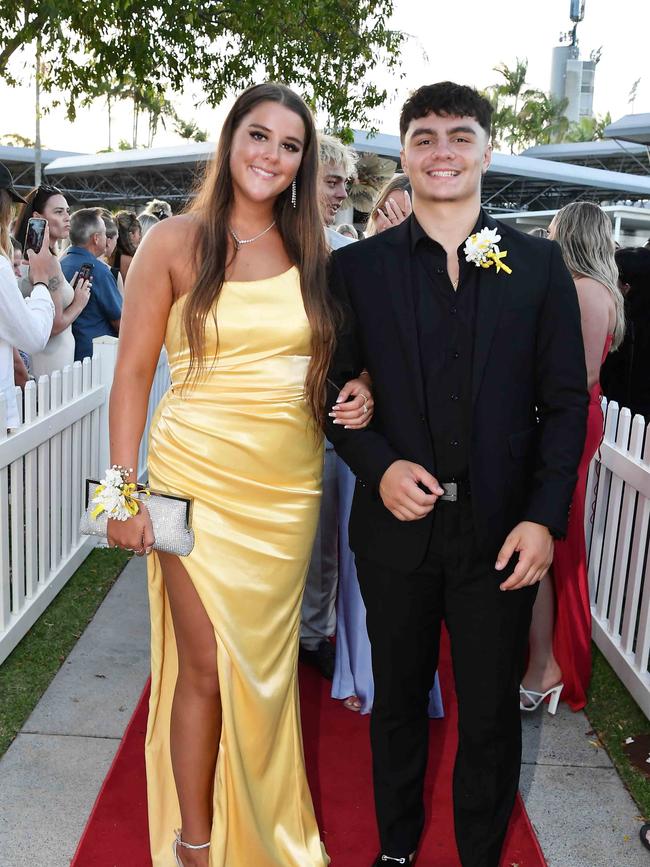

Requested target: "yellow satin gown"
[{"left": 145, "top": 266, "right": 329, "bottom": 866}]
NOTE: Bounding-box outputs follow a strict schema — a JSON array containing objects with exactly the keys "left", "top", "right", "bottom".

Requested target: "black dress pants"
[{"left": 356, "top": 497, "right": 537, "bottom": 867}]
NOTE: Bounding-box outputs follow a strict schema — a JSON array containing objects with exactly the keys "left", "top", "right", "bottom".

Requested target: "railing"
[
  {"left": 586, "top": 400, "right": 650, "bottom": 719},
  {"left": 0, "top": 337, "right": 170, "bottom": 665}
]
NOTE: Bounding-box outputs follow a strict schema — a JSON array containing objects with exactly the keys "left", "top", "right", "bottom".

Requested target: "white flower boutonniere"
[{"left": 464, "top": 226, "right": 512, "bottom": 275}]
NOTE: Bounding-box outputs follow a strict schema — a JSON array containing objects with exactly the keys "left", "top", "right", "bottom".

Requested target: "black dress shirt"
[{"left": 409, "top": 211, "right": 487, "bottom": 480}]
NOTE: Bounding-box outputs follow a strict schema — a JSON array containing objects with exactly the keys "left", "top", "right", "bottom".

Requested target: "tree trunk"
[{"left": 34, "top": 37, "right": 42, "bottom": 186}]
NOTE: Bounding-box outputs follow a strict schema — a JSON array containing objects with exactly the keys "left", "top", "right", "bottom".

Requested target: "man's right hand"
[{"left": 379, "top": 460, "right": 443, "bottom": 521}]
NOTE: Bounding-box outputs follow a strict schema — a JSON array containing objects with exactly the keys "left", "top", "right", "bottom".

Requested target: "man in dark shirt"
[
  {"left": 325, "top": 83, "right": 587, "bottom": 867},
  {"left": 61, "top": 208, "right": 122, "bottom": 361}
]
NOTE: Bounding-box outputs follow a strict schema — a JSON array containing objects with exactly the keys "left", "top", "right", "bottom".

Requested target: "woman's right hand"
[
  {"left": 26, "top": 225, "right": 59, "bottom": 285},
  {"left": 107, "top": 502, "right": 155, "bottom": 556},
  {"left": 71, "top": 272, "right": 92, "bottom": 312}
]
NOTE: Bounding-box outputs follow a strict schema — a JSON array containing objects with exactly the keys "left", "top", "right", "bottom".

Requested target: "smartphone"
[
  {"left": 73, "top": 262, "right": 94, "bottom": 288},
  {"left": 24, "top": 217, "right": 47, "bottom": 255}
]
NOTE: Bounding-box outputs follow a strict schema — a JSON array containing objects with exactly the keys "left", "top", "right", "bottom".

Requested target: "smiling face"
[
  {"left": 400, "top": 113, "right": 491, "bottom": 206},
  {"left": 319, "top": 163, "right": 349, "bottom": 226},
  {"left": 33, "top": 193, "right": 70, "bottom": 242},
  {"left": 229, "top": 101, "right": 305, "bottom": 207}
]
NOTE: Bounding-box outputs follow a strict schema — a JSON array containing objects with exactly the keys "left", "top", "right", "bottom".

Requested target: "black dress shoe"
[{"left": 299, "top": 639, "right": 335, "bottom": 679}]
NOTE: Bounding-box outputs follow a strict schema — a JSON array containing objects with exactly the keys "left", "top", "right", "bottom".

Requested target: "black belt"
[{"left": 438, "top": 478, "right": 471, "bottom": 502}]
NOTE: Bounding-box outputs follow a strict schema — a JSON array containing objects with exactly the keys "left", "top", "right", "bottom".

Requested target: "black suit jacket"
[{"left": 324, "top": 213, "right": 589, "bottom": 572}]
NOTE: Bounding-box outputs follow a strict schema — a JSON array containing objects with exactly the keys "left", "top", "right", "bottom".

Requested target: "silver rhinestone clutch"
[{"left": 79, "top": 480, "right": 195, "bottom": 557}]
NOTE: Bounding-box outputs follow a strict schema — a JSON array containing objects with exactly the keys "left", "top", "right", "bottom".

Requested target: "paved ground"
[{"left": 0, "top": 556, "right": 647, "bottom": 866}]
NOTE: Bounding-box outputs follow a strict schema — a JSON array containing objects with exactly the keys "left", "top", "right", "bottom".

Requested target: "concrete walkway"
[{"left": 0, "top": 556, "right": 647, "bottom": 866}]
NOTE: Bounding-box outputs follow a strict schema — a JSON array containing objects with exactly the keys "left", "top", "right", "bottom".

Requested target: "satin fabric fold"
[{"left": 145, "top": 267, "right": 329, "bottom": 866}]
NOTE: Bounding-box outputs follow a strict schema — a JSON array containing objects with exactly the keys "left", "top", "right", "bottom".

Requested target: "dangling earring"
[{"left": 291, "top": 178, "right": 297, "bottom": 208}]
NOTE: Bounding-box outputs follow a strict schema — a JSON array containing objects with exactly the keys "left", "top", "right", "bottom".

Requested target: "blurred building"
[{"left": 550, "top": 0, "right": 596, "bottom": 124}]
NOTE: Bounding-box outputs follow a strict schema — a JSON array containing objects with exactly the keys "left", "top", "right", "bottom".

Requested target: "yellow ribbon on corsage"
[
  {"left": 484, "top": 249, "right": 512, "bottom": 274},
  {"left": 464, "top": 226, "right": 513, "bottom": 276},
  {"left": 90, "top": 481, "right": 150, "bottom": 520}
]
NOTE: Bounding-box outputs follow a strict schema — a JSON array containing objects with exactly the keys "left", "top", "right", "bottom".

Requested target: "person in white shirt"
[{"left": 0, "top": 164, "right": 58, "bottom": 428}]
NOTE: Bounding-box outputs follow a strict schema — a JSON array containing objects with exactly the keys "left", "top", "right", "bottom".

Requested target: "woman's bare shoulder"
[{"left": 139, "top": 213, "right": 199, "bottom": 255}]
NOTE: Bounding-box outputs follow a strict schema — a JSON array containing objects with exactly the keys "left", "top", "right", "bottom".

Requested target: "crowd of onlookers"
[{"left": 3, "top": 192, "right": 173, "bottom": 393}]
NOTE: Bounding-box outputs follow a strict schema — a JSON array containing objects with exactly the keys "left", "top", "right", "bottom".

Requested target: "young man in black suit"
[{"left": 325, "top": 82, "right": 588, "bottom": 866}]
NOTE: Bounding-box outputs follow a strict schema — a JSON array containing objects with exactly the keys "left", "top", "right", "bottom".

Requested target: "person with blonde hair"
[
  {"left": 521, "top": 201, "right": 624, "bottom": 713},
  {"left": 137, "top": 211, "right": 160, "bottom": 238},
  {"left": 141, "top": 198, "right": 172, "bottom": 221},
  {"left": 318, "top": 133, "right": 358, "bottom": 251}
]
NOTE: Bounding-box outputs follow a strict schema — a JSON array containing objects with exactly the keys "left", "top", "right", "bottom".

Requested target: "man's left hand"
[{"left": 495, "top": 521, "right": 554, "bottom": 591}]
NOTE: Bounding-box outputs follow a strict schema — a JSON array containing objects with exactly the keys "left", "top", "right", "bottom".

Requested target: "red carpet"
[{"left": 72, "top": 635, "right": 546, "bottom": 866}]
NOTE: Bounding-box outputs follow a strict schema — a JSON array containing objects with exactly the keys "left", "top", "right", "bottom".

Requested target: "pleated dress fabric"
[{"left": 145, "top": 266, "right": 329, "bottom": 866}]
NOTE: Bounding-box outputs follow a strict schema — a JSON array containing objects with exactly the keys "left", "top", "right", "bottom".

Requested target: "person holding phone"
[
  {"left": 60, "top": 208, "right": 122, "bottom": 362},
  {"left": 14, "top": 185, "right": 92, "bottom": 377},
  {"left": 0, "top": 164, "right": 58, "bottom": 427}
]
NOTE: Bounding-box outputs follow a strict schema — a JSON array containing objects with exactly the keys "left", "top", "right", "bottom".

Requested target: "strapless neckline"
[{"left": 170, "top": 265, "right": 298, "bottom": 311}]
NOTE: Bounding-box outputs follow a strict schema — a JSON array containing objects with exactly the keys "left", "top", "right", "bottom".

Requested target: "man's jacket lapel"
[
  {"left": 472, "top": 214, "right": 508, "bottom": 405},
  {"left": 385, "top": 221, "right": 426, "bottom": 413}
]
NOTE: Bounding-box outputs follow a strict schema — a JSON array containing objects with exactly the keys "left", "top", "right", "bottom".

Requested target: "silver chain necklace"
[{"left": 230, "top": 220, "right": 276, "bottom": 250}]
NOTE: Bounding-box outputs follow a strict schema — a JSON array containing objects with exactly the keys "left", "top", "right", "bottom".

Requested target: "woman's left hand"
[{"left": 329, "top": 373, "right": 374, "bottom": 429}]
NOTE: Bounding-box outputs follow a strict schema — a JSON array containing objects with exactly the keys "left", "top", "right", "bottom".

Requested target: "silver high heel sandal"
[
  {"left": 173, "top": 829, "right": 211, "bottom": 866},
  {"left": 519, "top": 682, "right": 564, "bottom": 714}
]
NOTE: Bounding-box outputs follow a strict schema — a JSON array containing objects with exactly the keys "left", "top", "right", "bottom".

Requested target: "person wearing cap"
[{"left": 0, "top": 163, "right": 58, "bottom": 428}]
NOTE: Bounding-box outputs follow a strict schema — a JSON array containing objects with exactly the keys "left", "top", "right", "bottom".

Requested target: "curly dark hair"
[{"left": 399, "top": 82, "right": 493, "bottom": 142}]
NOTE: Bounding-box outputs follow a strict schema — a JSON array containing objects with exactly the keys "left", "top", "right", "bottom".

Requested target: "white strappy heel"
[
  {"left": 519, "top": 683, "right": 564, "bottom": 714},
  {"left": 173, "top": 829, "right": 211, "bottom": 866}
]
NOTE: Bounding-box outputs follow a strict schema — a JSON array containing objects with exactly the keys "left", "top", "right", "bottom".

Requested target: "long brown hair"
[
  {"left": 553, "top": 202, "right": 625, "bottom": 351},
  {"left": 184, "top": 82, "right": 336, "bottom": 424}
]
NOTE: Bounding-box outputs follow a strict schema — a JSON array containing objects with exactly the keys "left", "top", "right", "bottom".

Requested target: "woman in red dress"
[{"left": 520, "top": 202, "right": 625, "bottom": 712}]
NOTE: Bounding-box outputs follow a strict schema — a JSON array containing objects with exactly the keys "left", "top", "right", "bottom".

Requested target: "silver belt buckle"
[{"left": 440, "top": 481, "right": 458, "bottom": 502}]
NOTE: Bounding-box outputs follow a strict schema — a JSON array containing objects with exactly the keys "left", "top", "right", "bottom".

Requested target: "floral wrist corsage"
[{"left": 90, "top": 465, "right": 149, "bottom": 521}]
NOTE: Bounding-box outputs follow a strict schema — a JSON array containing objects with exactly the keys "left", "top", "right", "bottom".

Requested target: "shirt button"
[{"left": 450, "top": 439, "right": 459, "bottom": 447}]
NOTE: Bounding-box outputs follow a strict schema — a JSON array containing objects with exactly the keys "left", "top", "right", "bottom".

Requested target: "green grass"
[
  {"left": 0, "top": 548, "right": 131, "bottom": 757},
  {"left": 585, "top": 644, "right": 650, "bottom": 819}
]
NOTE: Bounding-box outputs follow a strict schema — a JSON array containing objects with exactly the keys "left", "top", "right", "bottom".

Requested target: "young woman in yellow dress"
[{"left": 106, "top": 83, "right": 371, "bottom": 866}]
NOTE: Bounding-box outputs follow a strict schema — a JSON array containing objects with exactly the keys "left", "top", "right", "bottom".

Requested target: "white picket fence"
[
  {"left": 586, "top": 400, "right": 650, "bottom": 719},
  {"left": 2, "top": 352, "right": 650, "bottom": 718},
  {"left": 0, "top": 337, "right": 170, "bottom": 665}
]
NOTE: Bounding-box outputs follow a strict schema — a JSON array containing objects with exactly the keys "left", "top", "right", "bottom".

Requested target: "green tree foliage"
[
  {"left": 564, "top": 112, "right": 612, "bottom": 142},
  {"left": 0, "top": 1, "right": 404, "bottom": 134},
  {"left": 0, "top": 133, "right": 38, "bottom": 147},
  {"left": 487, "top": 59, "right": 569, "bottom": 152}
]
